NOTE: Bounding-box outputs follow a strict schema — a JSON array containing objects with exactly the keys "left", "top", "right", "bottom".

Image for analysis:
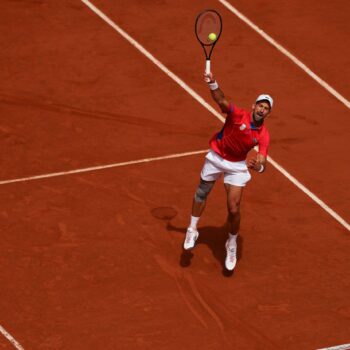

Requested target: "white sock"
[
  {"left": 228, "top": 233, "right": 238, "bottom": 248},
  {"left": 190, "top": 215, "right": 200, "bottom": 229}
]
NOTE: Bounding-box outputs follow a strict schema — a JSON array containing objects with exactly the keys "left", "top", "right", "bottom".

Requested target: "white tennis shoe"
[
  {"left": 183, "top": 227, "right": 199, "bottom": 250},
  {"left": 225, "top": 239, "right": 237, "bottom": 271}
]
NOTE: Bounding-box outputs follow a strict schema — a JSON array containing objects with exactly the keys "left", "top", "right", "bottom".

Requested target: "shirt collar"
[{"left": 250, "top": 121, "right": 262, "bottom": 130}]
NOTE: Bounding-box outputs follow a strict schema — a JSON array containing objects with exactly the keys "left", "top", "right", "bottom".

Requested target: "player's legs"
[
  {"left": 184, "top": 154, "right": 222, "bottom": 250},
  {"left": 223, "top": 167, "right": 250, "bottom": 234},
  {"left": 224, "top": 184, "right": 244, "bottom": 270},
  {"left": 191, "top": 178, "right": 216, "bottom": 217},
  {"left": 222, "top": 167, "right": 249, "bottom": 270},
  {"left": 184, "top": 179, "right": 215, "bottom": 250},
  {"left": 224, "top": 184, "right": 243, "bottom": 234}
]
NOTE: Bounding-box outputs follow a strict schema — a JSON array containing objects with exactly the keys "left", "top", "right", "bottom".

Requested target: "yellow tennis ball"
[{"left": 208, "top": 33, "right": 217, "bottom": 41}]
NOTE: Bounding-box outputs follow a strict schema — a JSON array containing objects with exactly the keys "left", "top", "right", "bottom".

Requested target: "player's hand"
[
  {"left": 203, "top": 72, "right": 215, "bottom": 83},
  {"left": 247, "top": 157, "right": 262, "bottom": 172}
]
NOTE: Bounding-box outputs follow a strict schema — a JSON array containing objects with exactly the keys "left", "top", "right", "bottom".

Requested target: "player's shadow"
[{"left": 166, "top": 222, "right": 243, "bottom": 277}]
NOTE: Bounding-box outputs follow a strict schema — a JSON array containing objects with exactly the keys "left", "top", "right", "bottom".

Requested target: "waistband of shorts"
[{"left": 206, "top": 150, "right": 248, "bottom": 170}]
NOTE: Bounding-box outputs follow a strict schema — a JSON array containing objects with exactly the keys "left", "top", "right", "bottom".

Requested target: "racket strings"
[{"left": 195, "top": 11, "right": 222, "bottom": 45}]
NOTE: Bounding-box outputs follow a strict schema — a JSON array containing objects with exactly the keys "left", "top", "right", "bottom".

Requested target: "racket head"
[{"left": 195, "top": 9, "right": 222, "bottom": 51}]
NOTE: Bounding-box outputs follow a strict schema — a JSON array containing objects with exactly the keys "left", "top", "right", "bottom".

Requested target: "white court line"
[
  {"left": 219, "top": 0, "right": 350, "bottom": 109},
  {"left": 0, "top": 325, "right": 24, "bottom": 350},
  {"left": 81, "top": 0, "right": 225, "bottom": 124},
  {"left": 0, "top": 6, "right": 345, "bottom": 350},
  {"left": 0, "top": 3, "right": 348, "bottom": 347},
  {"left": 317, "top": 344, "right": 350, "bottom": 350},
  {"left": 267, "top": 156, "right": 350, "bottom": 231},
  {"left": 0, "top": 150, "right": 208, "bottom": 185},
  {"left": 81, "top": 0, "right": 349, "bottom": 231}
]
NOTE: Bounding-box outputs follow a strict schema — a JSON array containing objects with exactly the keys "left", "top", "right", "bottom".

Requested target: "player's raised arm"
[{"left": 204, "top": 72, "right": 230, "bottom": 114}]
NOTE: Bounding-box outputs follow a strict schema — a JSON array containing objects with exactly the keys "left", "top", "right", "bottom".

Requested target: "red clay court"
[{"left": 0, "top": 0, "right": 350, "bottom": 349}]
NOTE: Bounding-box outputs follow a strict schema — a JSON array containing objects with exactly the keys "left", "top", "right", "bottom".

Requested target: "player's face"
[{"left": 252, "top": 101, "right": 271, "bottom": 121}]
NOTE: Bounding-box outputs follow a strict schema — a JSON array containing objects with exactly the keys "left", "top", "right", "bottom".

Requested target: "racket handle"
[{"left": 205, "top": 60, "right": 211, "bottom": 74}]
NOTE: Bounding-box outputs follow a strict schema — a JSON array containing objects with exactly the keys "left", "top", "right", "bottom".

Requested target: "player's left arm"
[{"left": 248, "top": 130, "right": 269, "bottom": 173}]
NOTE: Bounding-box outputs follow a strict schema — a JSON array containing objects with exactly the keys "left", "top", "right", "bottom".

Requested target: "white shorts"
[{"left": 200, "top": 150, "right": 251, "bottom": 187}]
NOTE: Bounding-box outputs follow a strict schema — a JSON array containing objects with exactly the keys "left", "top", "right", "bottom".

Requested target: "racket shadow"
[{"left": 166, "top": 222, "right": 243, "bottom": 276}]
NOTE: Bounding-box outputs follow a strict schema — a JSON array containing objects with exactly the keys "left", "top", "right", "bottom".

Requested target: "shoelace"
[
  {"left": 227, "top": 246, "right": 236, "bottom": 260},
  {"left": 229, "top": 254, "right": 236, "bottom": 262}
]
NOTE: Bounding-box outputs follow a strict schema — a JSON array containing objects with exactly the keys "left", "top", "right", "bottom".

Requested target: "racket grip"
[{"left": 205, "top": 60, "right": 211, "bottom": 74}]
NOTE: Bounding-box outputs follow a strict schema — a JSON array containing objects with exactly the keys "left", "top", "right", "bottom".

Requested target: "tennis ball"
[{"left": 208, "top": 33, "right": 217, "bottom": 41}]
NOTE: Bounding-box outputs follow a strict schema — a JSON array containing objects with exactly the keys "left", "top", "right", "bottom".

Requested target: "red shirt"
[{"left": 210, "top": 103, "right": 270, "bottom": 162}]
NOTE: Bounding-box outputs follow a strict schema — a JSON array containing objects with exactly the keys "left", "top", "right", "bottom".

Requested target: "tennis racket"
[{"left": 195, "top": 9, "right": 222, "bottom": 75}]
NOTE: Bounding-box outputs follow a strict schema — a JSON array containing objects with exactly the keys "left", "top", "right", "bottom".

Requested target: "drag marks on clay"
[
  {"left": 184, "top": 272, "right": 227, "bottom": 337},
  {"left": 200, "top": 286, "right": 281, "bottom": 349},
  {"left": 1, "top": 3, "right": 347, "bottom": 348},
  {"left": 154, "top": 254, "right": 227, "bottom": 337},
  {"left": 151, "top": 212, "right": 216, "bottom": 330},
  {"left": 154, "top": 254, "right": 280, "bottom": 349},
  {"left": 153, "top": 254, "right": 208, "bottom": 329}
]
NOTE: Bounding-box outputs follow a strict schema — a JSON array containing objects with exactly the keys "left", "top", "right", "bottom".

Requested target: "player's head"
[
  {"left": 256, "top": 94, "right": 273, "bottom": 108},
  {"left": 252, "top": 94, "right": 273, "bottom": 122}
]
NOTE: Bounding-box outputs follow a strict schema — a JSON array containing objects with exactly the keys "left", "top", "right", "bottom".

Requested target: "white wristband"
[
  {"left": 258, "top": 164, "right": 265, "bottom": 173},
  {"left": 209, "top": 81, "right": 219, "bottom": 90}
]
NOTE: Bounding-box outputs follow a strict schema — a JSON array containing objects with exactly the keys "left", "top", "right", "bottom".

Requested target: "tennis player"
[{"left": 183, "top": 71, "right": 273, "bottom": 271}]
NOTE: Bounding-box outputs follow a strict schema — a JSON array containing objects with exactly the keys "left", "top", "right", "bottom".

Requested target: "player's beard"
[{"left": 253, "top": 112, "right": 264, "bottom": 123}]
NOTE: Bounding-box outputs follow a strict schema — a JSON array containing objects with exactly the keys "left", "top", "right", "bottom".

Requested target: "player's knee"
[
  {"left": 194, "top": 181, "right": 214, "bottom": 202},
  {"left": 228, "top": 202, "right": 240, "bottom": 216}
]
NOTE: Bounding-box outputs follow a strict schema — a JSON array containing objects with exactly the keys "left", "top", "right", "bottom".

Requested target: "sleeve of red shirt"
[
  {"left": 227, "top": 103, "right": 242, "bottom": 122},
  {"left": 225, "top": 103, "right": 234, "bottom": 120},
  {"left": 258, "top": 128, "right": 270, "bottom": 157}
]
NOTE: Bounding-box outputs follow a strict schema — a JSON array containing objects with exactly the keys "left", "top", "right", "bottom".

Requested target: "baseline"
[{"left": 80, "top": 0, "right": 349, "bottom": 231}]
